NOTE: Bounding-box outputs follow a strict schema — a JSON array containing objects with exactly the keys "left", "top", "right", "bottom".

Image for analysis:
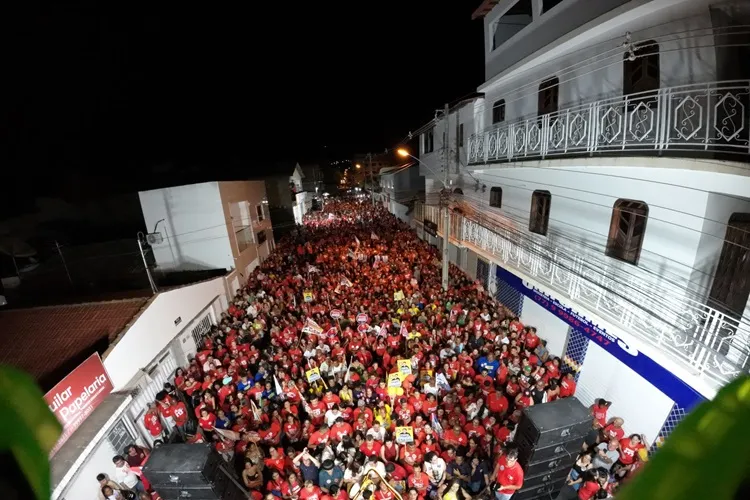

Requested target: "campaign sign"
[
  {"left": 330, "top": 309, "right": 343, "bottom": 320},
  {"left": 395, "top": 426, "right": 414, "bottom": 444},
  {"left": 45, "top": 353, "right": 113, "bottom": 456},
  {"left": 356, "top": 313, "right": 369, "bottom": 324}
]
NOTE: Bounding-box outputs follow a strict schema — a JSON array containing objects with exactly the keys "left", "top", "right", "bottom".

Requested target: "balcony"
[
  {"left": 468, "top": 81, "right": 750, "bottom": 165},
  {"left": 416, "top": 204, "right": 750, "bottom": 390}
]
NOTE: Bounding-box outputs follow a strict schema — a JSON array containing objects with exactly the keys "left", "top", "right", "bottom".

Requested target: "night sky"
[{"left": 1, "top": 1, "right": 483, "bottom": 202}]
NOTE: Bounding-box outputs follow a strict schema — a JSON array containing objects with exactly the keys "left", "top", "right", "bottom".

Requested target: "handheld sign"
[
  {"left": 357, "top": 323, "right": 369, "bottom": 333},
  {"left": 388, "top": 372, "right": 404, "bottom": 388},
  {"left": 397, "top": 359, "right": 412, "bottom": 376},
  {"left": 356, "top": 313, "right": 369, "bottom": 324},
  {"left": 395, "top": 426, "right": 414, "bottom": 444},
  {"left": 303, "top": 290, "right": 313, "bottom": 303},
  {"left": 306, "top": 368, "right": 322, "bottom": 383},
  {"left": 330, "top": 309, "right": 343, "bottom": 320}
]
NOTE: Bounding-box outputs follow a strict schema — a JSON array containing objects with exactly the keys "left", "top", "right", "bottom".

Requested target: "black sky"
[{"left": 1, "top": 1, "right": 483, "bottom": 198}]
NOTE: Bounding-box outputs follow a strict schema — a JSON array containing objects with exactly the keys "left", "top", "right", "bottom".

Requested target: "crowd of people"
[{"left": 101, "top": 199, "right": 650, "bottom": 500}]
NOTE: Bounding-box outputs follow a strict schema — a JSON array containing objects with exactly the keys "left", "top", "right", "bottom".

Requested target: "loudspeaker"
[
  {"left": 517, "top": 435, "right": 582, "bottom": 465},
  {"left": 513, "top": 477, "right": 567, "bottom": 500},
  {"left": 521, "top": 465, "right": 570, "bottom": 490},
  {"left": 142, "top": 444, "right": 220, "bottom": 488},
  {"left": 149, "top": 465, "right": 247, "bottom": 500},
  {"left": 524, "top": 453, "right": 576, "bottom": 477},
  {"left": 515, "top": 397, "right": 592, "bottom": 449}
]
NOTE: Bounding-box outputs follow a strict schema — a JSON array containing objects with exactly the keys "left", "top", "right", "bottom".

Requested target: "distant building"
[
  {"left": 379, "top": 163, "right": 424, "bottom": 224},
  {"left": 138, "top": 180, "right": 274, "bottom": 283},
  {"left": 261, "top": 162, "right": 313, "bottom": 237},
  {"left": 352, "top": 154, "right": 393, "bottom": 187}
]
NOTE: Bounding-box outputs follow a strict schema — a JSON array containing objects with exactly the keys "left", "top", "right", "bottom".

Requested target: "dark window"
[
  {"left": 542, "top": 0, "right": 564, "bottom": 13},
  {"left": 538, "top": 77, "right": 559, "bottom": 117},
  {"left": 490, "top": 187, "right": 503, "bottom": 208},
  {"left": 453, "top": 188, "right": 463, "bottom": 195},
  {"left": 459, "top": 123, "right": 464, "bottom": 147},
  {"left": 606, "top": 199, "right": 649, "bottom": 265},
  {"left": 708, "top": 212, "right": 750, "bottom": 317},
  {"left": 492, "top": 99, "right": 506, "bottom": 124},
  {"left": 624, "top": 41, "right": 659, "bottom": 99},
  {"left": 256, "top": 204, "right": 264, "bottom": 221},
  {"left": 423, "top": 129, "right": 434, "bottom": 153},
  {"left": 257, "top": 230, "right": 267, "bottom": 244},
  {"left": 529, "top": 190, "right": 551, "bottom": 235}
]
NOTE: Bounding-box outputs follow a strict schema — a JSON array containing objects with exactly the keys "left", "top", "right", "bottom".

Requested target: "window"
[
  {"left": 423, "top": 129, "right": 434, "bottom": 153},
  {"left": 107, "top": 420, "right": 134, "bottom": 454},
  {"left": 229, "top": 201, "right": 254, "bottom": 253},
  {"left": 490, "top": 187, "right": 503, "bottom": 208},
  {"left": 191, "top": 314, "right": 212, "bottom": 347},
  {"left": 538, "top": 77, "right": 559, "bottom": 116},
  {"left": 257, "top": 230, "right": 267, "bottom": 244},
  {"left": 529, "top": 190, "right": 551, "bottom": 235},
  {"left": 542, "top": 0, "right": 564, "bottom": 13},
  {"left": 708, "top": 213, "right": 750, "bottom": 317},
  {"left": 623, "top": 41, "right": 659, "bottom": 105},
  {"left": 492, "top": 99, "right": 506, "bottom": 124},
  {"left": 606, "top": 199, "right": 649, "bottom": 265},
  {"left": 256, "top": 204, "right": 264, "bottom": 221},
  {"left": 459, "top": 123, "right": 464, "bottom": 147}
]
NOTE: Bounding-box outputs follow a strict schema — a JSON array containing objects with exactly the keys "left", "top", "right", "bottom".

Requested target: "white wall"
[
  {"left": 482, "top": 0, "right": 717, "bottom": 114},
  {"left": 60, "top": 432, "right": 118, "bottom": 500},
  {"left": 104, "top": 276, "right": 228, "bottom": 390},
  {"left": 521, "top": 296, "right": 569, "bottom": 357},
  {"left": 139, "top": 182, "right": 234, "bottom": 272},
  {"left": 577, "top": 342, "right": 674, "bottom": 444}
]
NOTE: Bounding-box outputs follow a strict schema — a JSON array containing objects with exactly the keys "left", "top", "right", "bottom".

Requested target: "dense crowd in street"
[{"left": 100, "top": 199, "right": 650, "bottom": 500}]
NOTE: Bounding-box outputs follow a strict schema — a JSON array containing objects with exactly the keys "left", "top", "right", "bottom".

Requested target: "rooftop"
[{"left": 0, "top": 298, "right": 148, "bottom": 391}]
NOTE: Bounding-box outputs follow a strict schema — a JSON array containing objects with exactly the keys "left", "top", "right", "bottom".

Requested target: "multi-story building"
[
  {"left": 412, "top": 0, "right": 750, "bottom": 449},
  {"left": 379, "top": 162, "right": 425, "bottom": 224},
  {"left": 139, "top": 180, "right": 274, "bottom": 293}
]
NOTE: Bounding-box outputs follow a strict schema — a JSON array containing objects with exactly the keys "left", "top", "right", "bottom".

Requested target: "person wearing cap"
[{"left": 318, "top": 459, "right": 344, "bottom": 493}]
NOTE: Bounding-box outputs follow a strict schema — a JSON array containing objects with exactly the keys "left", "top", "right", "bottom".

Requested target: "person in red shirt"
[
  {"left": 360, "top": 434, "right": 382, "bottom": 458},
  {"left": 298, "top": 480, "right": 323, "bottom": 500},
  {"left": 170, "top": 400, "right": 190, "bottom": 439},
  {"left": 602, "top": 418, "right": 625, "bottom": 442},
  {"left": 442, "top": 424, "right": 468, "bottom": 448},
  {"left": 591, "top": 399, "right": 611, "bottom": 429},
  {"left": 406, "top": 463, "right": 430, "bottom": 499},
  {"left": 198, "top": 408, "right": 216, "bottom": 439},
  {"left": 559, "top": 372, "right": 577, "bottom": 398},
  {"left": 577, "top": 470, "right": 607, "bottom": 500},
  {"left": 308, "top": 423, "right": 330, "bottom": 448},
  {"left": 143, "top": 403, "right": 164, "bottom": 438},
  {"left": 617, "top": 434, "right": 646, "bottom": 467},
  {"left": 494, "top": 449, "right": 523, "bottom": 500}
]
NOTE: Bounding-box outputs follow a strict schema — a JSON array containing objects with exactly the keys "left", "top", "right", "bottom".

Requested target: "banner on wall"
[
  {"left": 44, "top": 353, "right": 114, "bottom": 456},
  {"left": 495, "top": 266, "right": 705, "bottom": 410}
]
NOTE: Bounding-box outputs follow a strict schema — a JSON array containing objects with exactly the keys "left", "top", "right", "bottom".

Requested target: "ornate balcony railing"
[
  {"left": 457, "top": 211, "right": 750, "bottom": 389},
  {"left": 468, "top": 80, "right": 749, "bottom": 165}
]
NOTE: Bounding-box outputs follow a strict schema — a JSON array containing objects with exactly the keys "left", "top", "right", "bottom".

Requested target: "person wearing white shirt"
[
  {"left": 366, "top": 423, "right": 386, "bottom": 442},
  {"left": 112, "top": 455, "right": 144, "bottom": 493},
  {"left": 424, "top": 452, "right": 446, "bottom": 487},
  {"left": 325, "top": 408, "right": 343, "bottom": 427}
]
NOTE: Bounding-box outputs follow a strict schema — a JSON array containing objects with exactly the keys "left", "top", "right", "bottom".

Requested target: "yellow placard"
[
  {"left": 303, "top": 290, "right": 313, "bottom": 302},
  {"left": 395, "top": 426, "right": 414, "bottom": 444},
  {"left": 306, "top": 367, "right": 321, "bottom": 383},
  {"left": 397, "top": 359, "right": 412, "bottom": 376},
  {"left": 394, "top": 290, "right": 405, "bottom": 301},
  {"left": 387, "top": 372, "right": 403, "bottom": 388}
]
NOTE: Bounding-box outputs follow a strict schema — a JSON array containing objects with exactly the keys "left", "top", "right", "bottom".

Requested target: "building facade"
[
  {"left": 410, "top": 0, "right": 750, "bottom": 446},
  {"left": 379, "top": 163, "right": 424, "bottom": 224},
  {"left": 138, "top": 181, "right": 274, "bottom": 287}
]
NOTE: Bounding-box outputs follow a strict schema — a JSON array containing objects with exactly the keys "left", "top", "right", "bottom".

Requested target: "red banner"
[{"left": 45, "top": 353, "right": 114, "bottom": 456}]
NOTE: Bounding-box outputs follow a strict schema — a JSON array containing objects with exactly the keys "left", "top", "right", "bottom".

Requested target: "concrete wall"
[
  {"left": 139, "top": 182, "right": 233, "bottom": 271},
  {"left": 218, "top": 180, "right": 274, "bottom": 280},
  {"left": 469, "top": 162, "right": 750, "bottom": 308},
  {"left": 521, "top": 296, "right": 569, "bottom": 357},
  {"left": 103, "top": 276, "right": 229, "bottom": 390}
]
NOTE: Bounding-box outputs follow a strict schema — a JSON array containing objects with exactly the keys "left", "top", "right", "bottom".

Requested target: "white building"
[
  {"left": 412, "top": 0, "right": 750, "bottom": 445},
  {"left": 139, "top": 180, "right": 274, "bottom": 294}
]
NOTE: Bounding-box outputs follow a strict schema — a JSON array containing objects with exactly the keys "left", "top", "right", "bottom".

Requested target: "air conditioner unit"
[{"left": 146, "top": 232, "right": 164, "bottom": 245}]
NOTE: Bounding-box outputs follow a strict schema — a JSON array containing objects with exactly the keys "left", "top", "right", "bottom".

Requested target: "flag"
[
  {"left": 400, "top": 322, "right": 408, "bottom": 338},
  {"left": 274, "top": 376, "right": 284, "bottom": 399},
  {"left": 354, "top": 236, "right": 361, "bottom": 247},
  {"left": 250, "top": 400, "right": 262, "bottom": 422},
  {"left": 371, "top": 232, "right": 379, "bottom": 240},
  {"left": 344, "top": 356, "right": 353, "bottom": 383},
  {"left": 307, "top": 264, "right": 320, "bottom": 274},
  {"left": 302, "top": 318, "right": 323, "bottom": 334},
  {"left": 341, "top": 277, "right": 353, "bottom": 288},
  {"left": 378, "top": 324, "right": 388, "bottom": 337},
  {"left": 430, "top": 412, "right": 444, "bottom": 439}
]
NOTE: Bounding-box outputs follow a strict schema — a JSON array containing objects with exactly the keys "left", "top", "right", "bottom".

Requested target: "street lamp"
[{"left": 355, "top": 164, "right": 362, "bottom": 169}]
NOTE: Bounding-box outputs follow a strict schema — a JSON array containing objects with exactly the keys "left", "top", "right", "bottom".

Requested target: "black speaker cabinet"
[
  {"left": 524, "top": 453, "right": 576, "bottom": 477},
  {"left": 151, "top": 465, "right": 248, "bottom": 500},
  {"left": 515, "top": 397, "right": 592, "bottom": 449},
  {"left": 142, "top": 444, "right": 221, "bottom": 488},
  {"left": 154, "top": 485, "right": 217, "bottom": 500},
  {"left": 517, "top": 435, "right": 582, "bottom": 465},
  {"left": 513, "top": 477, "right": 566, "bottom": 500},
  {"left": 522, "top": 465, "right": 570, "bottom": 490}
]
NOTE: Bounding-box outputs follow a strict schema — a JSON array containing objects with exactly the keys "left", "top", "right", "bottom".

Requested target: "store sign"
[
  {"left": 423, "top": 220, "right": 438, "bottom": 237},
  {"left": 45, "top": 353, "right": 114, "bottom": 456},
  {"left": 495, "top": 265, "right": 705, "bottom": 410}
]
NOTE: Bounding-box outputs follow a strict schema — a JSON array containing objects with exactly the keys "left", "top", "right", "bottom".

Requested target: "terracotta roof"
[{"left": 0, "top": 298, "right": 148, "bottom": 391}]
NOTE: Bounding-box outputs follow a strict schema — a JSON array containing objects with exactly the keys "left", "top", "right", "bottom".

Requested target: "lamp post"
[{"left": 398, "top": 147, "right": 450, "bottom": 291}]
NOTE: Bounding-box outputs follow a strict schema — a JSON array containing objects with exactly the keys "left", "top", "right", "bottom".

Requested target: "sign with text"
[
  {"left": 45, "top": 353, "right": 113, "bottom": 456},
  {"left": 330, "top": 309, "right": 343, "bottom": 320}
]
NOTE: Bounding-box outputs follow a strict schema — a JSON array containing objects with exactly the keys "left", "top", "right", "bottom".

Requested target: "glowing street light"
[
  {"left": 397, "top": 148, "right": 410, "bottom": 158},
  {"left": 355, "top": 164, "right": 362, "bottom": 169}
]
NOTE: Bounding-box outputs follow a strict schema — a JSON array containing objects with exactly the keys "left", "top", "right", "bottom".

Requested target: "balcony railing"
[
  {"left": 455, "top": 210, "right": 749, "bottom": 389},
  {"left": 468, "top": 80, "right": 750, "bottom": 165}
]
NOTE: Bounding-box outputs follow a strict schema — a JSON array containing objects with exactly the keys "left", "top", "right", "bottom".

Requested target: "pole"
[
  {"left": 55, "top": 241, "right": 73, "bottom": 286},
  {"left": 441, "top": 102, "right": 450, "bottom": 291},
  {"left": 137, "top": 233, "right": 159, "bottom": 294},
  {"left": 368, "top": 153, "right": 376, "bottom": 207}
]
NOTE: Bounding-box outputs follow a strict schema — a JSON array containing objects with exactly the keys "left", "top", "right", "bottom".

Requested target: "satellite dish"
[{"left": 146, "top": 232, "right": 164, "bottom": 245}]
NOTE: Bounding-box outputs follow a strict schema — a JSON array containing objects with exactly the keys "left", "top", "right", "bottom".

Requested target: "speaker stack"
[
  {"left": 142, "top": 443, "right": 248, "bottom": 500},
  {"left": 511, "top": 397, "right": 592, "bottom": 500}
]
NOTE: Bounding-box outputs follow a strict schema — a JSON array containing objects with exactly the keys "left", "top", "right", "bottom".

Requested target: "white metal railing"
[
  {"left": 457, "top": 211, "right": 750, "bottom": 389},
  {"left": 468, "top": 80, "right": 750, "bottom": 164}
]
